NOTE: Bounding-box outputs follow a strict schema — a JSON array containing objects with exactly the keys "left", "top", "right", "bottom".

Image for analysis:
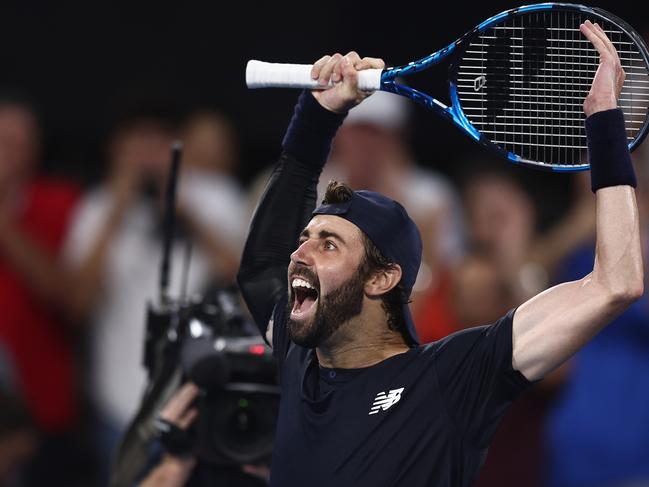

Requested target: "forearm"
[
  {"left": 592, "top": 185, "right": 643, "bottom": 300},
  {"left": 64, "top": 202, "right": 125, "bottom": 322},
  {"left": 237, "top": 91, "right": 345, "bottom": 334},
  {"left": 587, "top": 109, "right": 643, "bottom": 301},
  {"left": 138, "top": 455, "right": 196, "bottom": 487}
]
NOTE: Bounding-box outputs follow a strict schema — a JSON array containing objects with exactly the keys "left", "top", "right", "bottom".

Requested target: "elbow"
[
  {"left": 594, "top": 259, "right": 644, "bottom": 308},
  {"left": 607, "top": 278, "right": 644, "bottom": 308},
  {"left": 625, "top": 265, "right": 645, "bottom": 302},
  {"left": 624, "top": 280, "right": 644, "bottom": 302},
  {"left": 236, "top": 253, "right": 252, "bottom": 288},
  {"left": 235, "top": 268, "right": 248, "bottom": 292}
]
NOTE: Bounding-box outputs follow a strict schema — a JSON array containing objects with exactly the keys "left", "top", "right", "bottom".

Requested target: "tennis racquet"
[{"left": 246, "top": 3, "right": 649, "bottom": 171}]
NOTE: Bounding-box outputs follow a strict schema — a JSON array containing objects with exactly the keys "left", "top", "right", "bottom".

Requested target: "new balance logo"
[{"left": 369, "top": 387, "right": 405, "bottom": 415}]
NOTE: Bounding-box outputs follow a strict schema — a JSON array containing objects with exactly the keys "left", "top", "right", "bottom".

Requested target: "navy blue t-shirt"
[{"left": 269, "top": 296, "right": 531, "bottom": 487}]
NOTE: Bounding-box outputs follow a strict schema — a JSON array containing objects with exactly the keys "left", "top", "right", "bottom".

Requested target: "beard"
[{"left": 286, "top": 269, "right": 365, "bottom": 348}]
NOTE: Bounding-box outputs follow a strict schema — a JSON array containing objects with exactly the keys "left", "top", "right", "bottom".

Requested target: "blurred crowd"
[{"left": 1, "top": 86, "right": 648, "bottom": 487}]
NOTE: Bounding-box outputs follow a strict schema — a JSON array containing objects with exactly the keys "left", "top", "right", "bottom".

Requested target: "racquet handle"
[{"left": 246, "top": 60, "right": 382, "bottom": 91}]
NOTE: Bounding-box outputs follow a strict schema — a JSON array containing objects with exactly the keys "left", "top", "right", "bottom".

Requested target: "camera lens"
[{"left": 197, "top": 388, "right": 278, "bottom": 466}]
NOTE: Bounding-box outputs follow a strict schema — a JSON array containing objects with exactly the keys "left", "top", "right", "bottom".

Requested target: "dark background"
[{"left": 0, "top": 0, "right": 646, "bottom": 192}]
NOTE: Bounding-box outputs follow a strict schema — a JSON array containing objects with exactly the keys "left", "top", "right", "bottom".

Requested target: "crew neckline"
[{"left": 316, "top": 347, "right": 417, "bottom": 384}]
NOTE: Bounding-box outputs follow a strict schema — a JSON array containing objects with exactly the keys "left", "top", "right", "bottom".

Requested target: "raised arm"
[
  {"left": 237, "top": 52, "right": 384, "bottom": 343},
  {"left": 235, "top": 103, "right": 338, "bottom": 342},
  {"left": 511, "top": 21, "right": 644, "bottom": 382}
]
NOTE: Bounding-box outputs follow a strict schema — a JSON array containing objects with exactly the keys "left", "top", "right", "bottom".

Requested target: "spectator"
[
  {"left": 461, "top": 165, "right": 595, "bottom": 304},
  {"left": 454, "top": 166, "right": 593, "bottom": 487},
  {"left": 453, "top": 170, "right": 542, "bottom": 487},
  {"left": 544, "top": 143, "right": 649, "bottom": 487},
  {"left": 138, "top": 383, "right": 268, "bottom": 487},
  {"left": 180, "top": 109, "right": 248, "bottom": 281},
  {"left": 63, "top": 105, "right": 247, "bottom": 482},
  {"left": 0, "top": 93, "right": 83, "bottom": 486}
]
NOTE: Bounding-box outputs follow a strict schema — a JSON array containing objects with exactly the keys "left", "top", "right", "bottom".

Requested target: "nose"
[{"left": 290, "top": 239, "right": 315, "bottom": 266}]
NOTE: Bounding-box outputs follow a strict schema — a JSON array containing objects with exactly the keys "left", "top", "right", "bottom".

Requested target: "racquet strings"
[{"left": 456, "top": 10, "right": 649, "bottom": 168}]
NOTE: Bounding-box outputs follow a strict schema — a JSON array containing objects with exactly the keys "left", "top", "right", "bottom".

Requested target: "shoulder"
[
  {"left": 24, "top": 178, "right": 82, "bottom": 248},
  {"left": 62, "top": 186, "right": 116, "bottom": 260},
  {"left": 29, "top": 177, "right": 81, "bottom": 213},
  {"left": 432, "top": 309, "right": 517, "bottom": 361}
]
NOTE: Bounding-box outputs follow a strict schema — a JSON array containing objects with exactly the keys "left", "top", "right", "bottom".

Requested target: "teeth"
[{"left": 292, "top": 278, "right": 314, "bottom": 290}]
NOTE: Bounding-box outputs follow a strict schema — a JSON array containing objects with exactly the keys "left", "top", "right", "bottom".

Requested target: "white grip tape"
[{"left": 246, "top": 60, "right": 382, "bottom": 91}]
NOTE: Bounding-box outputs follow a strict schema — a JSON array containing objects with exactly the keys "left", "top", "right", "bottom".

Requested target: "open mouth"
[{"left": 291, "top": 277, "right": 319, "bottom": 318}]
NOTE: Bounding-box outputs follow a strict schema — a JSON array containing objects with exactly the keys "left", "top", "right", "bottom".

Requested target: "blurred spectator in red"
[
  {"left": 461, "top": 166, "right": 595, "bottom": 306},
  {"left": 461, "top": 167, "right": 539, "bottom": 305},
  {"left": 454, "top": 170, "right": 544, "bottom": 487},
  {"left": 62, "top": 105, "right": 246, "bottom": 483},
  {"left": 323, "top": 90, "right": 465, "bottom": 343},
  {"left": 451, "top": 253, "right": 517, "bottom": 326},
  {"left": 0, "top": 93, "right": 84, "bottom": 485}
]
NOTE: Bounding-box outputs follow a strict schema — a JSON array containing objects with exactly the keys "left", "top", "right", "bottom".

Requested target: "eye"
[
  {"left": 298, "top": 237, "right": 307, "bottom": 246},
  {"left": 324, "top": 240, "right": 337, "bottom": 250}
]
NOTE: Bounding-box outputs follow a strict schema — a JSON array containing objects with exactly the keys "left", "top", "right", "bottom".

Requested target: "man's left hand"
[{"left": 581, "top": 20, "right": 626, "bottom": 117}]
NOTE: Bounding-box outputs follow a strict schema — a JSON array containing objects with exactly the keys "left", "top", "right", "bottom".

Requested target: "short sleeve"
[
  {"left": 16, "top": 180, "right": 79, "bottom": 254},
  {"left": 434, "top": 308, "right": 532, "bottom": 448},
  {"left": 62, "top": 190, "right": 111, "bottom": 266}
]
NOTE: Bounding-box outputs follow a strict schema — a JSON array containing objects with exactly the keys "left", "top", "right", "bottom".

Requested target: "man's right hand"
[
  {"left": 310, "top": 51, "right": 385, "bottom": 114},
  {"left": 138, "top": 383, "right": 201, "bottom": 487},
  {"left": 159, "top": 382, "right": 200, "bottom": 429}
]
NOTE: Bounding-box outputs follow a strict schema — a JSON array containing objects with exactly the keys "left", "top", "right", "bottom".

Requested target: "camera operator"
[
  {"left": 139, "top": 383, "right": 198, "bottom": 487},
  {"left": 139, "top": 383, "right": 269, "bottom": 487}
]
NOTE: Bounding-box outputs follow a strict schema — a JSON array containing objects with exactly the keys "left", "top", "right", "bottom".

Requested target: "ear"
[{"left": 364, "top": 264, "right": 403, "bottom": 298}]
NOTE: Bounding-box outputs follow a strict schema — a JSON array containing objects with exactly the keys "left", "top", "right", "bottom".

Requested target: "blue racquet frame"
[{"left": 379, "top": 2, "right": 649, "bottom": 171}]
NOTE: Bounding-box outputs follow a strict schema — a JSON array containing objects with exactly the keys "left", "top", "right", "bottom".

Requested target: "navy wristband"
[
  {"left": 282, "top": 91, "right": 347, "bottom": 168},
  {"left": 154, "top": 416, "right": 194, "bottom": 457},
  {"left": 586, "top": 108, "right": 636, "bottom": 193}
]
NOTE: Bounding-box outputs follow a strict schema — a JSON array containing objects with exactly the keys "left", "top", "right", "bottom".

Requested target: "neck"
[{"left": 315, "top": 307, "right": 410, "bottom": 369}]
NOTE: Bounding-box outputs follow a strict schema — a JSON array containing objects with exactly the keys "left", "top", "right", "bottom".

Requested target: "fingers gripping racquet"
[{"left": 246, "top": 3, "right": 649, "bottom": 172}]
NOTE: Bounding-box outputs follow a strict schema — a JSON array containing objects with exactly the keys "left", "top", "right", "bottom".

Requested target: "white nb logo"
[{"left": 369, "top": 387, "right": 405, "bottom": 415}]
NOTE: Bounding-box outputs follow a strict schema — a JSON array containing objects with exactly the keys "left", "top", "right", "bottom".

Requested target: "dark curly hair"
[{"left": 321, "top": 180, "right": 410, "bottom": 335}]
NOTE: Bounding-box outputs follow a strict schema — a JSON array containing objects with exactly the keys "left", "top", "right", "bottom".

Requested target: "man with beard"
[{"left": 237, "top": 22, "right": 643, "bottom": 487}]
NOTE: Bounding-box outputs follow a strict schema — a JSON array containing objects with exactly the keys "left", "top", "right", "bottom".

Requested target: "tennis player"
[{"left": 237, "top": 21, "right": 642, "bottom": 487}]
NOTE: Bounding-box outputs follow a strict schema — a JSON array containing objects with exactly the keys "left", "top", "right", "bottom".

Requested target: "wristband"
[
  {"left": 586, "top": 108, "right": 636, "bottom": 192},
  {"left": 154, "top": 416, "right": 195, "bottom": 457}
]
